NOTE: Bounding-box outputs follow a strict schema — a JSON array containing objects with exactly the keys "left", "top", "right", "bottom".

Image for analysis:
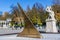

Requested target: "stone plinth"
[{"left": 46, "top": 19, "right": 58, "bottom": 33}]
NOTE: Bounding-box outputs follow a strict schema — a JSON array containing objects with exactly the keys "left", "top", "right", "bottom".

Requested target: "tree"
[
  {"left": 28, "top": 3, "right": 44, "bottom": 26},
  {"left": 1, "top": 12, "right": 10, "bottom": 20},
  {"left": 26, "top": 3, "right": 48, "bottom": 26},
  {"left": 52, "top": 0, "right": 60, "bottom": 13}
]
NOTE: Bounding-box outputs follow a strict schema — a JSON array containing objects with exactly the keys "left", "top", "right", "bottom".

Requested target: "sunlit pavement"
[
  {"left": 0, "top": 33, "right": 60, "bottom": 40},
  {"left": 0, "top": 28, "right": 60, "bottom": 40}
]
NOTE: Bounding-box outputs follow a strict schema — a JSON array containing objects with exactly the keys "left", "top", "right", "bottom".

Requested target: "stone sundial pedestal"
[{"left": 46, "top": 6, "right": 58, "bottom": 33}]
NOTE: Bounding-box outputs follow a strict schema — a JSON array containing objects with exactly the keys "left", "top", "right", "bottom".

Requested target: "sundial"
[{"left": 17, "top": 3, "right": 42, "bottom": 38}]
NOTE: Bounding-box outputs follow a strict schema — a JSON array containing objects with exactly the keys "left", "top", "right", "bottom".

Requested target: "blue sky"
[{"left": 0, "top": 0, "right": 52, "bottom": 14}]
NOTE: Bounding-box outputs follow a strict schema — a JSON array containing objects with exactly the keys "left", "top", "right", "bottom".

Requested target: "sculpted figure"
[{"left": 46, "top": 6, "right": 55, "bottom": 19}]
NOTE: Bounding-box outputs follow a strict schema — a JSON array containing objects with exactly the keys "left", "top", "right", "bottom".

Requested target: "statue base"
[{"left": 46, "top": 19, "right": 58, "bottom": 33}]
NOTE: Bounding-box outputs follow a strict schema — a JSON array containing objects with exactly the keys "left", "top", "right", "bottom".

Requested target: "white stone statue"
[
  {"left": 46, "top": 6, "right": 55, "bottom": 19},
  {"left": 46, "top": 6, "right": 58, "bottom": 32}
]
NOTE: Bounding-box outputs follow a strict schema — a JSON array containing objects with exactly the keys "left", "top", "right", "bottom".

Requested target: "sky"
[{"left": 0, "top": 0, "right": 52, "bottom": 15}]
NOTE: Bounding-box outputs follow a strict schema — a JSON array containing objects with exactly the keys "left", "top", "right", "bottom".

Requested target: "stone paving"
[{"left": 0, "top": 33, "right": 60, "bottom": 40}]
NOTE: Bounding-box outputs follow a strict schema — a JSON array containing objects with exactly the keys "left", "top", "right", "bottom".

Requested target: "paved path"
[
  {"left": 0, "top": 33, "right": 60, "bottom": 38},
  {"left": 0, "top": 28, "right": 60, "bottom": 40}
]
